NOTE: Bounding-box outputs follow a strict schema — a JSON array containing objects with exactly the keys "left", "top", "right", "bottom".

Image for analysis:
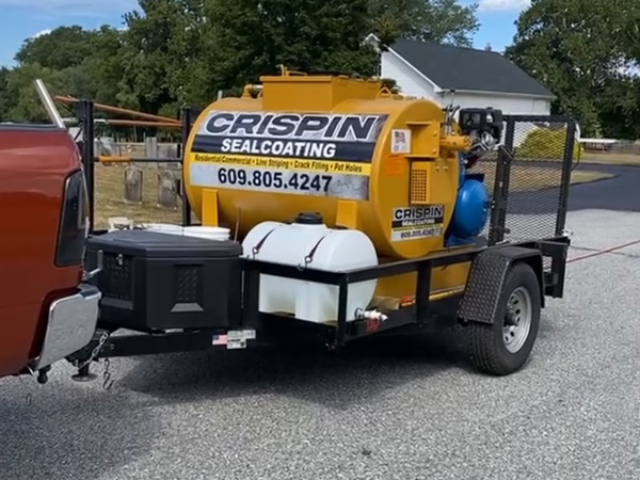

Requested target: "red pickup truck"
[{"left": 0, "top": 90, "right": 100, "bottom": 382}]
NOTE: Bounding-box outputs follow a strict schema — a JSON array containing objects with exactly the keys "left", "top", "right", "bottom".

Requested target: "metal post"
[
  {"left": 415, "top": 261, "right": 432, "bottom": 323},
  {"left": 556, "top": 119, "right": 577, "bottom": 236},
  {"left": 336, "top": 278, "right": 349, "bottom": 346},
  {"left": 241, "top": 263, "right": 261, "bottom": 329},
  {"left": 488, "top": 117, "right": 515, "bottom": 245},
  {"left": 79, "top": 100, "right": 96, "bottom": 232},
  {"left": 549, "top": 118, "right": 577, "bottom": 297},
  {"left": 180, "top": 107, "right": 195, "bottom": 227},
  {"left": 34, "top": 79, "right": 66, "bottom": 129}
]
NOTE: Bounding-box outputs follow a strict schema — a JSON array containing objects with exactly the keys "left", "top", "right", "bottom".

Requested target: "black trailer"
[{"left": 68, "top": 104, "right": 577, "bottom": 378}]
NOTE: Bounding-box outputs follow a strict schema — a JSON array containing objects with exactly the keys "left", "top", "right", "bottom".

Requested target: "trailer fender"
[{"left": 458, "top": 246, "right": 544, "bottom": 325}]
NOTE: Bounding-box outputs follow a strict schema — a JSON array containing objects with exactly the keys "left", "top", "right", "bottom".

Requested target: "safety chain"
[
  {"left": 102, "top": 358, "right": 114, "bottom": 390},
  {"left": 74, "top": 331, "right": 110, "bottom": 371}
]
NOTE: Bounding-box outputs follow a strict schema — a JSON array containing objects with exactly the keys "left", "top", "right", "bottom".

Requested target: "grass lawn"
[
  {"left": 94, "top": 163, "right": 614, "bottom": 229},
  {"left": 95, "top": 163, "right": 184, "bottom": 229}
]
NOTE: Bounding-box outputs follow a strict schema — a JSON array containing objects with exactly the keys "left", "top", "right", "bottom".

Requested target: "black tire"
[{"left": 468, "top": 262, "right": 541, "bottom": 376}]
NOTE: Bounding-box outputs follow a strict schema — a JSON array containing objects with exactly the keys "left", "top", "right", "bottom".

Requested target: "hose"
[
  {"left": 567, "top": 238, "right": 640, "bottom": 264},
  {"left": 394, "top": 238, "right": 639, "bottom": 309}
]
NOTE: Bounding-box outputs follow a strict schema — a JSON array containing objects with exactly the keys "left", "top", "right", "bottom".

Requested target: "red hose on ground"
[
  {"left": 567, "top": 239, "right": 640, "bottom": 264},
  {"left": 394, "top": 238, "right": 639, "bottom": 307}
]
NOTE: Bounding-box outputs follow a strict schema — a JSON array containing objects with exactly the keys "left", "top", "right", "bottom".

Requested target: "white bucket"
[
  {"left": 108, "top": 217, "right": 133, "bottom": 232},
  {"left": 144, "top": 223, "right": 184, "bottom": 235},
  {"left": 182, "top": 226, "right": 231, "bottom": 242}
]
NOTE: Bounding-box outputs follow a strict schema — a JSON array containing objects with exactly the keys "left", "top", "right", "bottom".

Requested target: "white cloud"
[
  {"left": 478, "top": 0, "right": 531, "bottom": 12},
  {"left": 32, "top": 29, "right": 52, "bottom": 38}
]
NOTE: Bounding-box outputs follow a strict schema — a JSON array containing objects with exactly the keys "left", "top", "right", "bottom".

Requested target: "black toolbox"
[{"left": 85, "top": 230, "right": 243, "bottom": 332}]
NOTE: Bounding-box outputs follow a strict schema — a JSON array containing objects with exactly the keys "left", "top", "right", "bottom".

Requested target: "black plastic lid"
[
  {"left": 294, "top": 212, "right": 323, "bottom": 225},
  {"left": 86, "top": 230, "right": 243, "bottom": 258}
]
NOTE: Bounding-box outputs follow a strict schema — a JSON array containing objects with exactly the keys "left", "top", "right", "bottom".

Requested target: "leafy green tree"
[
  {"left": 370, "top": 0, "right": 479, "bottom": 47},
  {"left": 15, "top": 26, "right": 97, "bottom": 70},
  {"left": 2, "top": 64, "right": 64, "bottom": 123},
  {"left": 597, "top": 77, "right": 640, "bottom": 140},
  {"left": 5, "top": 26, "right": 127, "bottom": 121},
  {"left": 112, "top": 0, "right": 480, "bottom": 112},
  {"left": 83, "top": 26, "right": 128, "bottom": 107},
  {"left": 119, "top": 0, "right": 208, "bottom": 115},
  {"left": 506, "top": 0, "right": 640, "bottom": 138},
  {"left": 1, "top": 0, "right": 481, "bottom": 120},
  {"left": 0, "top": 67, "right": 12, "bottom": 121},
  {"left": 204, "top": 0, "right": 379, "bottom": 92}
]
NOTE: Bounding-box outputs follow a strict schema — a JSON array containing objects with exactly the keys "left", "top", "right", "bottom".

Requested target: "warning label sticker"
[{"left": 391, "top": 206, "right": 445, "bottom": 242}]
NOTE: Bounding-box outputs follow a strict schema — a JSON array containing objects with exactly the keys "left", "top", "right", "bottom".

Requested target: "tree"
[
  {"left": 83, "top": 26, "right": 128, "bottom": 106},
  {"left": 370, "top": 0, "right": 479, "bottom": 47},
  {"left": 0, "top": 67, "right": 12, "bottom": 121},
  {"left": 15, "top": 26, "right": 97, "bottom": 70},
  {"left": 596, "top": 77, "right": 640, "bottom": 140},
  {"left": 204, "top": 0, "right": 380, "bottom": 92},
  {"left": 119, "top": 0, "right": 209, "bottom": 115},
  {"left": 1, "top": 24, "right": 128, "bottom": 122},
  {"left": 2, "top": 64, "right": 64, "bottom": 123},
  {"left": 506, "top": 0, "right": 640, "bottom": 138},
  {"left": 1, "top": 0, "right": 481, "bottom": 120}
]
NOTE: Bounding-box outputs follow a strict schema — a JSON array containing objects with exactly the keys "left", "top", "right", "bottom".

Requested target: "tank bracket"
[
  {"left": 202, "top": 189, "right": 219, "bottom": 227},
  {"left": 336, "top": 201, "right": 358, "bottom": 229}
]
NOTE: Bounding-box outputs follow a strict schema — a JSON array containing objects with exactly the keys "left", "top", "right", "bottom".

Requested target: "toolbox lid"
[{"left": 87, "top": 230, "right": 243, "bottom": 258}]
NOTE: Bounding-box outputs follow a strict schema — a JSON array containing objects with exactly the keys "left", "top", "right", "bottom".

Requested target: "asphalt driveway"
[{"left": 569, "top": 163, "right": 640, "bottom": 212}]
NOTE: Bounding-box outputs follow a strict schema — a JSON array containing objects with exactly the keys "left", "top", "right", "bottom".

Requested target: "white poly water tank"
[{"left": 242, "top": 213, "right": 378, "bottom": 323}]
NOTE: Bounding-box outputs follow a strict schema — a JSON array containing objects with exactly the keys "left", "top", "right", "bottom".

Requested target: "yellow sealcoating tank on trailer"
[{"left": 184, "top": 70, "right": 473, "bottom": 266}]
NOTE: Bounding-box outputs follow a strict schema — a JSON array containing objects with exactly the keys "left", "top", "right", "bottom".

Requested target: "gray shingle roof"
[{"left": 389, "top": 38, "right": 554, "bottom": 98}]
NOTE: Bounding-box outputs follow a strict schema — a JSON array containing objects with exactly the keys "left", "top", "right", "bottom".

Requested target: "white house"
[{"left": 364, "top": 35, "right": 555, "bottom": 116}]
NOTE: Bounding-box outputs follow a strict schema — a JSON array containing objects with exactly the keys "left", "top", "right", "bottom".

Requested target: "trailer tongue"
[{"left": 69, "top": 68, "right": 576, "bottom": 378}]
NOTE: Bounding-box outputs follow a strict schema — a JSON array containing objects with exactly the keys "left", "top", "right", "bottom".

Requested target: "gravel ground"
[{"left": 1, "top": 209, "right": 638, "bottom": 480}]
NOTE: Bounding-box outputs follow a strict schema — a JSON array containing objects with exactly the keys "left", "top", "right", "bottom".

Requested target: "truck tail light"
[{"left": 55, "top": 170, "right": 90, "bottom": 267}]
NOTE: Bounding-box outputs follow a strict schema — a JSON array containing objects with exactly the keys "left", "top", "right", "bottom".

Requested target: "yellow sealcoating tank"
[{"left": 184, "top": 71, "right": 473, "bottom": 268}]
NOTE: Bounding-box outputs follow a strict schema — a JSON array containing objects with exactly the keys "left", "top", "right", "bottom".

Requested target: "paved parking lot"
[{"left": 1, "top": 207, "right": 638, "bottom": 480}]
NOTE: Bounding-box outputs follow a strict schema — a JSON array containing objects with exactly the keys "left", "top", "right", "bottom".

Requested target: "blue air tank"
[{"left": 450, "top": 172, "right": 490, "bottom": 241}]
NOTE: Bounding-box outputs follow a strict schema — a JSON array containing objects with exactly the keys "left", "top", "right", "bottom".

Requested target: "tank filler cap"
[{"left": 294, "top": 212, "right": 323, "bottom": 225}]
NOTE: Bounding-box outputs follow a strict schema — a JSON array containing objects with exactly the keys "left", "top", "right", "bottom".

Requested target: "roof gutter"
[{"left": 435, "top": 88, "right": 555, "bottom": 100}]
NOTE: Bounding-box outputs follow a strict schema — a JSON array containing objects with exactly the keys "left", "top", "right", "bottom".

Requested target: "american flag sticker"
[{"left": 212, "top": 334, "right": 228, "bottom": 346}]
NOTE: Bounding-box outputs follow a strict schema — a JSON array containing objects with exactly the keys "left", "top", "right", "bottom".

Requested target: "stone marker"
[
  {"left": 158, "top": 169, "right": 178, "bottom": 209},
  {"left": 124, "top": 164, "right": 143, "bottom": 204},
  {"left": 159, "top": 143, "right": 181, "bottom": 170},
  {"left": 145, "top": 136, "right": 159, "bottom": 158}
]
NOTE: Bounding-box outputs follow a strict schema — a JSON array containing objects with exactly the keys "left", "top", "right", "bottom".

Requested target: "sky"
[{"left": 0, "top": 0, "right": 531, "bottom": 67}]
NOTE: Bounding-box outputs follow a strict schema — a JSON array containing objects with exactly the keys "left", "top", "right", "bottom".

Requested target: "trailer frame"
[{"left": 67, "top": 102, "right": 578, "bottom": 375}]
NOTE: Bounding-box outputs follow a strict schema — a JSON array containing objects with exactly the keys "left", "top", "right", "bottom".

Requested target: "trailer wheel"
[{"left": 469, "top": 262, "right": 541, "bottom": 375}]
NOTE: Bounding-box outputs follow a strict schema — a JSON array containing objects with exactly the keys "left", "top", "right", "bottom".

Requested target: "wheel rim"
[{"left": 502, "top": 286, "right": 532, "bottom": 353}]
